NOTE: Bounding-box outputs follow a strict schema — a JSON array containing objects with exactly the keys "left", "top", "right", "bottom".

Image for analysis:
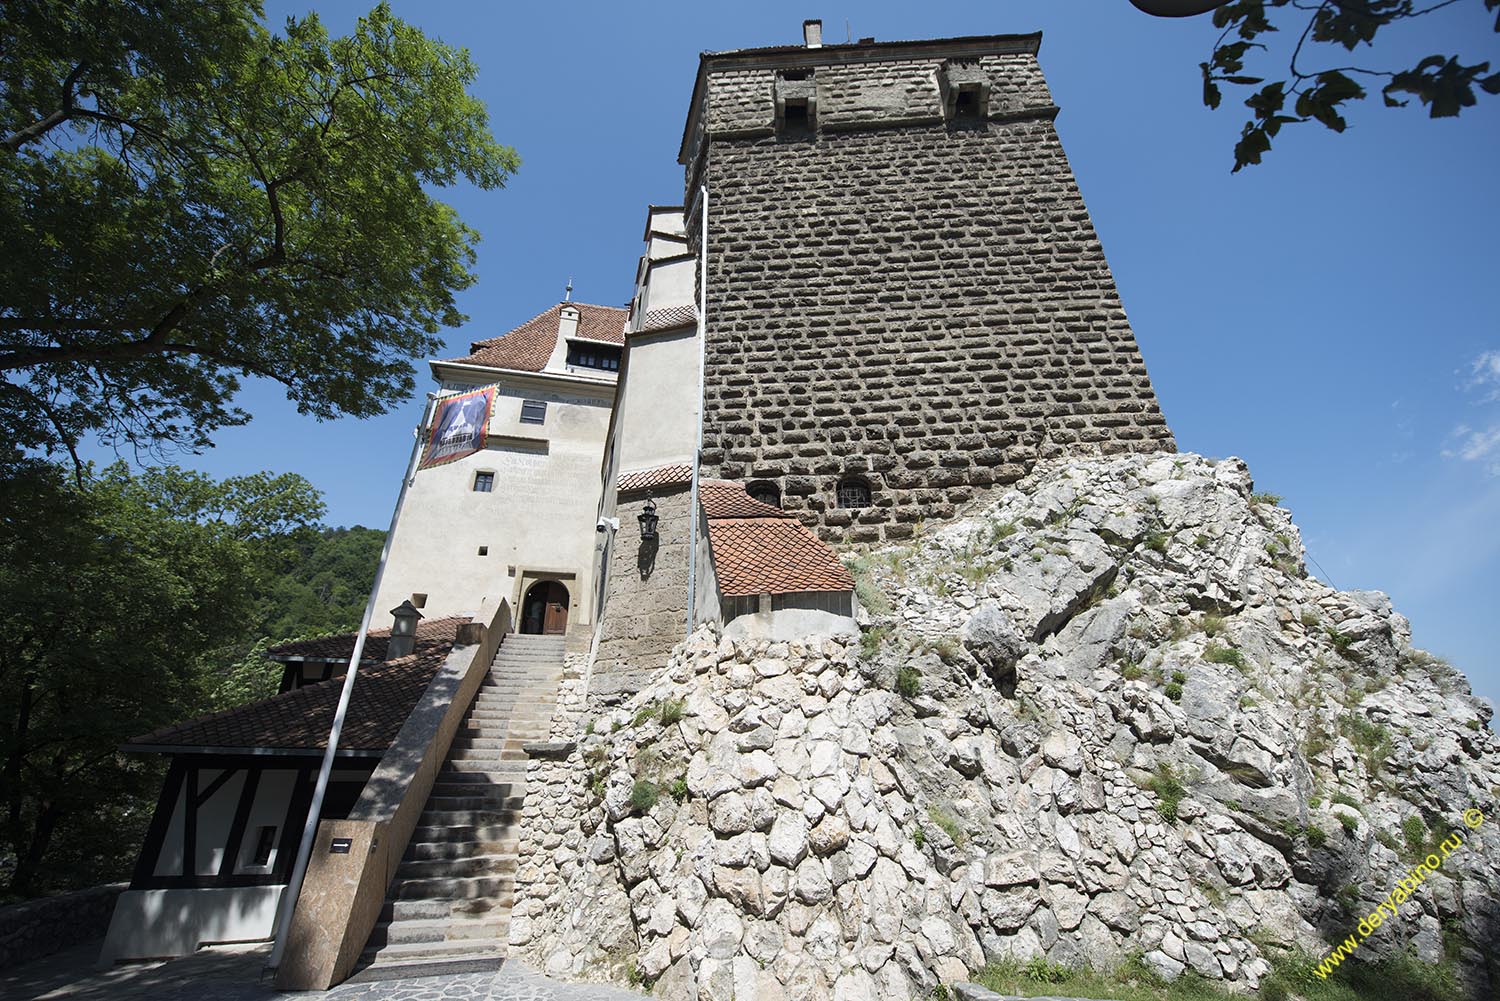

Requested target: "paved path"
[{"left": 0, "top": 941, "right": 647, "bottom": 1001}]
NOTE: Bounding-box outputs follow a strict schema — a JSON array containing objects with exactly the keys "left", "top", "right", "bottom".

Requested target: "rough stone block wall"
[
  {"left": 690, "top": 50, "right": 1174, "bottom": 543},
  {"left": 592, "top": 489, "right": 693, "bottom": 685},
  {"left": 0, "top": 882, "right": 125, "bottom": 969}
]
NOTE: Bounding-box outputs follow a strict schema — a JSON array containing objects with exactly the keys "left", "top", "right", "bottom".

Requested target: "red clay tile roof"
[
  {"left": 707, "top": 517, "right": 856, "bottom": 597},
  {"left": 700, "top": 481, "right": 854, "bottom": 597},
  {"left": 129, "top": 618, "right": 467, "bottom": 754},
  {"left": 269, "top": 616, "right": 467, "bottom": 663},
  {"left": 444, "top": 303, "right": 626, "bottom": 373},
  {"left": 637, "top": 305, "right": 698, "bottom": 334},
  {"left": 617, "top": 463, "right": 693, "bottom": 494},
  {"left": 700, "top": 481, "right": 785, "bottom": 519}
]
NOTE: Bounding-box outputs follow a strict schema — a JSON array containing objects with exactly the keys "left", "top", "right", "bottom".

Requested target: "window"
[
  {"left": 477, "top": 546, "right": 489, "bottom": 556},
  {"left": 520, "top": 400, "right": 547, "bottom": 424},
  {"left": 251, "top": 825, "right": 277, "bottom": 867},
  {"left": 747, "top": 480, "right": 781, "bottom": 507},
  {"left": 473, "top": 471, "right": 494, "bottom": 492},
  {"left": 836, "top": 477, "right": 871, "bottom": 509},
  {"left": 953, "top": 86, "right": 981, "bottom": 122},
  {"left": 566, "top": 342, "right": 621, "bottom": 372},
  {"left": 781, "top": 99, "right": 811, "bottom": 137}
]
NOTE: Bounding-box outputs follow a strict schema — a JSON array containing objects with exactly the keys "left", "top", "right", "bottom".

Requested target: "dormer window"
[
  {"left": 941, "top": 59, "right": 990, "bottom": 126},
  {"left": 566, "top": 341, "right": 621, "bottom": 372},
  {"left": 776, "top": 70, "right": 817, "bottom": 138}
]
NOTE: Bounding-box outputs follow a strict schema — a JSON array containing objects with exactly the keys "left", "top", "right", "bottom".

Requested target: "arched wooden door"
[{"left": 520, "top": 580, "right": 569, "bottom": 635}]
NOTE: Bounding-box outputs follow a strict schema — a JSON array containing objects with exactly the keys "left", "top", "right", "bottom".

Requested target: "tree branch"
[{"left": 1, "top": 63, "right": 87, "bottom": 152}]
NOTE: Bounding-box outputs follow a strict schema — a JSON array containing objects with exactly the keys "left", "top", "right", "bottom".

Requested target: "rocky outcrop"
[{"left": 509, "top": 453, "right": 1500, "bottom": 999}]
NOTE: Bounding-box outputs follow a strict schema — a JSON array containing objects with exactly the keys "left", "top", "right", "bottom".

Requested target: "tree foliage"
[
  {"left": 0, "top": 459, "right": 364, "bottom": 897},
  {"left": 1199, "top": 0, "right": 1500, "bottom": 170},
  {"left": 0, "top": 1, "right": 518, "bottom": 466}
]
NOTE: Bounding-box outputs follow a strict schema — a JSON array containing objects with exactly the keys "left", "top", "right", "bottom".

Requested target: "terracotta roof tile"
[
  {"left": 130, "top": 618, "right": 467, "bottom": 754},
  {"left": 637, "top": 305, "right": 698, "bottom": 333},
  {"left": 269, "top": 615, "right": 467, "bottom": 663},
  {"left": 700, "top": 481, "right": 785, "bottom": 519},
  {"left": 444, "top": 303, "right": 626, "bottom": 373},
  {"left": 617, "top": 463, "right": 693, "bottom": 494},
  {"left": 707, "top": 517, "right": 855, "bottom": 597}
]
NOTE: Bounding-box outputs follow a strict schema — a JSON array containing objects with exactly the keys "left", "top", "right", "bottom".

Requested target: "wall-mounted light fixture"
[
  {"left": 638, "top": 496, "right": 659, "bottom": 541},
  {"left": 387, "top": 599, "right": 424, "bottom": 659}
]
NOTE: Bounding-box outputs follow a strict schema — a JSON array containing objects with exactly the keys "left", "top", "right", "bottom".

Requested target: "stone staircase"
[{"left": 352, "top": 633, "right": 565, "bottom": 979}]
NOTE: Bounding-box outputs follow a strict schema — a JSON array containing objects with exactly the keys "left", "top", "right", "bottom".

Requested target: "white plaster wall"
[
  {"left": 722, "top": 608, "right": 859, "bottom": 643},
  {"left": 613, "top": 328, "right": 700, "bottom": 475},
  {"left": 374, "top": 377, "right": 615, "bottom": 624},
  {"left": 233, "top": 769, "right": 297, "bottom": 875},
  {"left": 100, "top": 886, "right": 285, "bottom": 962},
  {"left": 645, "top": 255, "right": 696, "bottom": 307},
  {"left": 154, "top": 769, "right": 245, "bottom": 877}
]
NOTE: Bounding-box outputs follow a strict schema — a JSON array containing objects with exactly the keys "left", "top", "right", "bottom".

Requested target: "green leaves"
[
  {"left": 0, "top": 458, "right": 338, "bottom": 894},
  {"left": 0, "top": 2, "right": 518, "bottom": 464},
  {"left": 1385, "top": 54, "right": 1496, "bottom": 117},
  {"left": 1200, "top": 0, "right": 1499, "bottom": 171}
]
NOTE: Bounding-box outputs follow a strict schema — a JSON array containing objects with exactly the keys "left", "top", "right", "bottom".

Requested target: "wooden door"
[{"left": 542, "top": 582, "right": 569, "bottom": 634}]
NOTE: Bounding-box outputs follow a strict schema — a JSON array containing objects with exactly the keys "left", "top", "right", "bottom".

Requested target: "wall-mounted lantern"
[
  {"left": 638, "top": 497, "right": 659, "bottom": 541},
  {"left": 387, "top": 599, "right": 424, "bottom": 659}
]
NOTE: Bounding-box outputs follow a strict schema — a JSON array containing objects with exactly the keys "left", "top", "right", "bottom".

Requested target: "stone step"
[
  {"left": 411, "top": 823, "right": 516, "bottom": 844},
  {"left": 391, "top": 874, "right": 514, "bottom": 901},
  {"left": 425, "top": 794, "right": 524, "bottom": 812},
  {"left": 404, "top": 839, "right": 515, "bottom": 862},
  {"left": 395, "top": 853, "right": 517, "bottom": 881},
  {"left": 358, "top": 937, "right": 507, "bottom": 967},
  {"left": 365, "top": 914, "right": 509, "bottom": 948},
  {"left": 443, "top": 759, "right": 533, "bottom": 775},
  {"left": 382, "top": 896, "right": 507, "bottom": 923},
  {"left": 417, "top": 808, "right": 523, "bottom": 828}
]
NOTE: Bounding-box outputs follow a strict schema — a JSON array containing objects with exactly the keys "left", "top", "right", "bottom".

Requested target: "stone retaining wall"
[{"left": 0, "top": 882, "right": 125, "bottom": 969}]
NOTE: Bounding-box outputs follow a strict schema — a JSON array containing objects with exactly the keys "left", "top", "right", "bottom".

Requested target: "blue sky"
[{"left": 113, "top": 2, "right": 1500, "bottom": 706}]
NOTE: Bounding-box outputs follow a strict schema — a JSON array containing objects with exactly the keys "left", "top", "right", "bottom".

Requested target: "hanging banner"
[{"left": 420, "top": 386, "right": 494, "bottom": 469}]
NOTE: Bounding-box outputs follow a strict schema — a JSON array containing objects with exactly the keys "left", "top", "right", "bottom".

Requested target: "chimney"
[
  {"left": 386, "top": 599, "right": 423, "bottom": 659},
  {"left": 803, "top": 19, "right": 823, "bottom": 48}
]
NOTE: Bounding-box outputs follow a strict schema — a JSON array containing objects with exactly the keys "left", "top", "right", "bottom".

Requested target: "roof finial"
[{"left": 564, "top": 276, "right": 574, "bottom": 302}]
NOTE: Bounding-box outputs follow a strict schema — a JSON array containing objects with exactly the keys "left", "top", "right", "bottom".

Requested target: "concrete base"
[
  {"left": 722, "top": 608, "right": 858, "bottom": 643},
  {"left": 98, "top": 885, "right": 284, "bottom": 962}
]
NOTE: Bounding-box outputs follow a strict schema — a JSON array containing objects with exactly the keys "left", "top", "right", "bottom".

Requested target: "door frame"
[{"left": 512, "top": 569, "right": 578, "bottom": 634}]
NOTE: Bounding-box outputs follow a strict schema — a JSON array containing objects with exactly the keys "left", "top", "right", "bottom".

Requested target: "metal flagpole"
[{"left": 265, "top": 391, "right": 439, "bottom": 975}]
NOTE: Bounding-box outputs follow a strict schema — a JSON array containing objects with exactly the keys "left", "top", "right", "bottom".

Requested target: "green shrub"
[
  {"left": 1341, "top": 713, "right": 1393, "bottom": 773},
  {"left": 1301, "top": 608, "right": 1321, "bottom": 627},
  {"left": 1325, "top": 626, "right": 1357, "bottom": 657},
  {"left": 1145, "top": 531, "right": 1170, "bottom": 554},
  {"left": 849, "top": 556, "right": 892, "bottom": 615},
  {"left": 1307, "top": 824, "right": 1328, "bottom": 849},
  {"left": 1164, "top": 682, "right": 1184, "bottom": 702},
  {"left": 628, "top": 779, "right": 659, "bottom": 815},
  {"left": 1147, "top": 764, "right": 1186, "bottom": 822},
  {"left": 1203, "top": 643, "right": 1246, "bottom": 670},
  {"left": 988, "top": 520, "right": 1017, "bottom": 545},
  {"left": 1200, "top": 612, "right": 1225, "bottom": 636},
  {"left": 926, "top": 805, "right": 967, "bottom": 847},
  {"left": 669, "top": 776, "right": 689, "bottom": 802},
  {"left": 1402, "top": 815, "right": 1427, "bottom": 856},
  {"left": 1250, "top": 491, "right": 1282, "bottom": 507},
  {"left": 658, "top": 698, "right": 685, "bottom": 726},
  {"left": 1120, "top": 659, "right": 1144, "bottom": 681},
  {"left": 1171, "top": 670, "right": 1188, "bottom": 685},
  {"left": 859, "top": 624, "right": 889, "bottom": 658},
  {"left": 895, "top": 664, "right": 921, "bottom": 699},
  {"left": 1331, "top": 791, "right": 1360, "bottom": 809},
  {"left": 1338, "top": 813, "right": 1359, "bottom": 835}
]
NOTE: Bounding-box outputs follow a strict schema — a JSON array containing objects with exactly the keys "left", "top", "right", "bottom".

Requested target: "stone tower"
[{"left": 681, "top": 24, "right": 1175, "bottom": 542}]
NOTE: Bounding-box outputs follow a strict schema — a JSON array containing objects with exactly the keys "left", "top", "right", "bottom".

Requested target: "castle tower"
[{"left": 682, "top": 24, "right": 1175, "bottom": 542}]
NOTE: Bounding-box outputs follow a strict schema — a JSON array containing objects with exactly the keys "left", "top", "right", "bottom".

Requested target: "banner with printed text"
[{"left": 420, "top": 386, "right": 494, "bottom": 469}]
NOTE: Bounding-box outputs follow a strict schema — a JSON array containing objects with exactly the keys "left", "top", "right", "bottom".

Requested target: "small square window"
[
  {"left": 473, "top": 471, "right": 494, "bottom": 492},
  {"left": 520, "top": 400, "right": 547, "bottom": 425},
  {"left": 477, "top": 546, "right": 489, "bottom": 556}
]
